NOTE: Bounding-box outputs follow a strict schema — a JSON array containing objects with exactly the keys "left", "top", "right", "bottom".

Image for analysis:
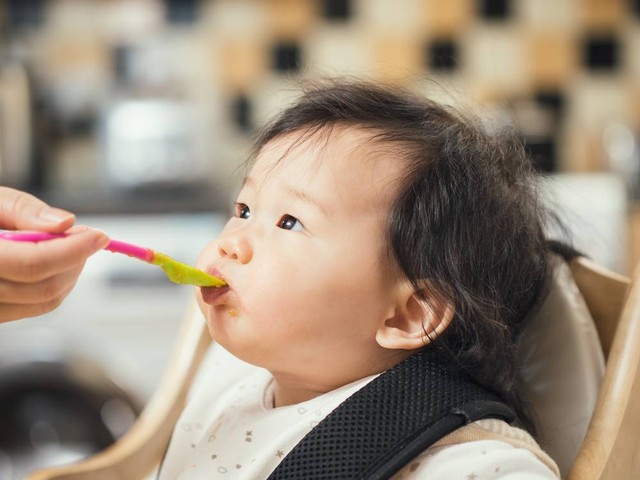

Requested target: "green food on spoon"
[{"left": 152, "top": 252, "right": 226, "bottom": 287}]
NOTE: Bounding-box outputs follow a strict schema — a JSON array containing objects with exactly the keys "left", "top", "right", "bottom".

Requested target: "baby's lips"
[
  {"left": 200, "top": 265, "right": 232, "bottom": 304},
  {"left": 205, "top": 265, "right": 227, "bottom": 285}
]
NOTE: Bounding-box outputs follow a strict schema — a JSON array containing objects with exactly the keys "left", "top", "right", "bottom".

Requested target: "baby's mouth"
[
  {"left": 200, "top": 266, "right": 230, "bottom": 305},
  {"left": 200, "top": 284, "right": 230, "bottom": 304}
]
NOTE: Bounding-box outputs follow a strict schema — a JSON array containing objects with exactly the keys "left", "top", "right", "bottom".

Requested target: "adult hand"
[{"left": 0, "top": 186, "right": 109, "bottom": 323}]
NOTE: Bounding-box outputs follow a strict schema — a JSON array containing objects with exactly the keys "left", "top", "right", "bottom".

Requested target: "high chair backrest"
[
  {"left": 518, "top": 254, "right": 630, "bottom": 477},
  {"left": 27, "top": 255, "right": 638, "bottom": 480},
  {"left": 567, "top": 257, "right": 639, "bottom": 480}
]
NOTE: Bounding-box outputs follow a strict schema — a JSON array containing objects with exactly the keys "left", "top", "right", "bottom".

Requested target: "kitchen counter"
[{"left": 32, "top": 184, "right": 230, "bottom": 215}]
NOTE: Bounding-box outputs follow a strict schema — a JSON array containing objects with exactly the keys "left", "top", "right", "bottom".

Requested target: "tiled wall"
[
  {"left": 202, "top": 0, "right": 640, "bottom": 175},
  {"left": 2, "top": 0, "right": 640, "bottom": 194}
]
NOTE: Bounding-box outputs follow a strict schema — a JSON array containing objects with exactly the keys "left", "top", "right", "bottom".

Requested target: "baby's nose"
[{"left": 217, "top": 234, "right": 252, "bottom": 264}]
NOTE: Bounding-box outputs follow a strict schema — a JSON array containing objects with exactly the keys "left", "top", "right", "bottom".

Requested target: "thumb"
[{"left": 0, "top": 186, "right": 75, "bottom": 232}]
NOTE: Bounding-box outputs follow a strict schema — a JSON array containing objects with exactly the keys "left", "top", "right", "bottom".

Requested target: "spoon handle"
[{"left": 104, "top": 239, "right": 154, "bottom": 263}]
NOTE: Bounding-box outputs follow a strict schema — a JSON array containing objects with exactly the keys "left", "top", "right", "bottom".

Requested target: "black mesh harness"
[{"left": 268, "top": 348, "right": 516, "bottom": 480}]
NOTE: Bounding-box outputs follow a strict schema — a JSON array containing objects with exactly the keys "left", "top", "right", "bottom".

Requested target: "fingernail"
[
  {"left": 66, "top": 225, "right": 89, "bottom": 233},
  {"left": 39, "top": 207, "right": 74, "bottom": 224},
  {"left": 92, "top": 232, "right": 110, "bottom": 250}
]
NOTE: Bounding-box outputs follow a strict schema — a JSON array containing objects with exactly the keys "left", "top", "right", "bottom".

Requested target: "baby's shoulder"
[{"left": 392, "top": 420, "right": 560, "bottom": 480}]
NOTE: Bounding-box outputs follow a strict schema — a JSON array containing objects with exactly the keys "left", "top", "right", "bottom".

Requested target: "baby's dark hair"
[{"left": 252, "top": 79, "right": 549, "bottom": 433}]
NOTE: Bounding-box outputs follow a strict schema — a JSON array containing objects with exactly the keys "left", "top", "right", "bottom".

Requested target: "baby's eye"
[
  {"left": 277, "top": 214, "right": 304, "bottom": 232},
  {"left": 235, "top": 203, "right": 251, "bottom": 219}
]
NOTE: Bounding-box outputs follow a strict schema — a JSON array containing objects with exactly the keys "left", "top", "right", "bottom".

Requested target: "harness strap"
[{"left": 268, "top": 348, "right": 516, "bottom": 480}]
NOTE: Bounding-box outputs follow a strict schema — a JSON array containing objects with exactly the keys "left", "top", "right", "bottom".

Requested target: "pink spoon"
[{"left": 0, "top": 230, "right": 226, "bottom": 287}]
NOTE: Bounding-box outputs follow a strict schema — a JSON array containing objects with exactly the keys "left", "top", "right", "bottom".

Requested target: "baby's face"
[{"left": 196, "top": 128, "right": 407, "bottom": 389}]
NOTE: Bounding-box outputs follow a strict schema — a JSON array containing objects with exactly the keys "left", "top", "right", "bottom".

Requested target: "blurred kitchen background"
[{"left": 0, "top": 0, "right": 639, "bottom": 477}]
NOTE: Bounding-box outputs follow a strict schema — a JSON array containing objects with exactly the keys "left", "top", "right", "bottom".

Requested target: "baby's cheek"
[
  {"left": 240, "top": 283, "right": 272, "bottom": 319},
  {"left": 239, "top": 257, "right": 310, "bottom": 327}
]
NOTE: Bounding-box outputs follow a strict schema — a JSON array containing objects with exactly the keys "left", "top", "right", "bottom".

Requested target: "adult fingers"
[
  {"left": 0, "top": 265, "right": 83, "bottom": 305},
  {"left": 0, "top": 228, "right": 109, "bottom": 282},
  {"left": 0, "top": 186, "right": 75, "bottom": 232},
  {"left": 0, "top": 296, "right": 69, "bottom": 324}
]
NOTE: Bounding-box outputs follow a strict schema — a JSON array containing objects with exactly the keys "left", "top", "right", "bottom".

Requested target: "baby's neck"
[
  {"left": 271, "top": 379, "right": 334, "bottom": 407},
  {"left": 270, "top": 365, "right": 394, "bottom": 407},
  {"left": 269, "top": 349, "right": 416, "bottom": 407}
]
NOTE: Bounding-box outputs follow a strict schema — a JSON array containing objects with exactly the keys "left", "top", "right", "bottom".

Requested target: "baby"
[{"left": 158, "top": 80, "right": 560, "bottom": 479}]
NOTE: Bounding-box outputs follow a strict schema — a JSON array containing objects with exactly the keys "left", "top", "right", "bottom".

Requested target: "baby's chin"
[
  {"left": 210, "top": 329, "right": 273, "bottom": 370},
  {"left": 203, "top": 304, "right": 248, "bottom": 340},
  {"left": 224, "top": 306, "right": 239, "bottom": 317}
]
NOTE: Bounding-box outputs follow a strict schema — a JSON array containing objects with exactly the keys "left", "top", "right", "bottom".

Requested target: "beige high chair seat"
[{"left": 28, "top": 254, "right": 638, "bottom": 480}]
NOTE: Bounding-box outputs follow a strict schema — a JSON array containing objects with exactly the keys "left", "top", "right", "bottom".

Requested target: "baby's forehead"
[
  {"left": 255, "top": 125, "right": 400, "bottom": 174},
  {"left": 250, "top": 127, "right": 406, "bottom": 211}
]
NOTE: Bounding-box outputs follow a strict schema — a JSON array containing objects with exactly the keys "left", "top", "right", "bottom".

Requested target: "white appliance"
[{"left": 101, "top": 99, "right": 213, "bottom": 190}]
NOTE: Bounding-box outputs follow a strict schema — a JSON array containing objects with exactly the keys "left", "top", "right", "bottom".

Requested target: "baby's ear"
[{"left": 375, "top": 282, "right": 454, "bottom": 351}]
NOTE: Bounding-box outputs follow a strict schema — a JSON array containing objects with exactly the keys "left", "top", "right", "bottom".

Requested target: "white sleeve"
[{"left": 392, "top": 440, "right": 559, "bottom": 480}]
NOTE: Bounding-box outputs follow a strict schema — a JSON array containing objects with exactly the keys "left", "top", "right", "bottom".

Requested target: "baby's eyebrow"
[
  {"left": 241, "top": 175, "right": 330, "bottom": 216},
  {"left": 241, "top": 176, "right": 254, "bottom": 189},
  {"left": 283, "top": 184, "right": 331, "bottom": 217}
]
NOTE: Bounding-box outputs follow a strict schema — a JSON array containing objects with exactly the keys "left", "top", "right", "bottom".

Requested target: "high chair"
[{"left": 27, "top": 254, "right": 638, "bottom": 480}]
